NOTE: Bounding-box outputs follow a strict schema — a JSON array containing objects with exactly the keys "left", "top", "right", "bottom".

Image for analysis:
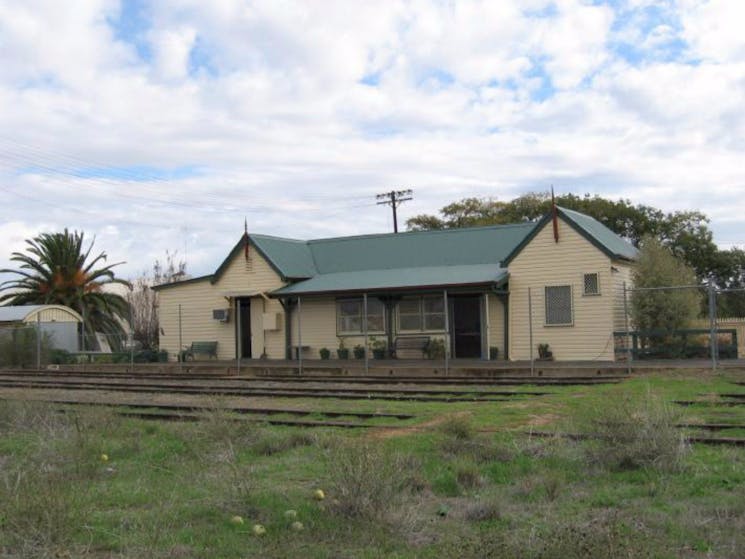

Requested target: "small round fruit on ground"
[
  {"left": 284, "top": 509, "right": 298, "bottom": 520},
  {"left": 291, "top": 521, "right": 304, "bottom": 532},
  {"left": 252, "top": 524, "right": 266, "bottom": 536},
  {"left": 230, "top": 515, "right": 244, "bottom": 525},
  {"left": 100, "top": 453, "right": 109, "bottom": 462},
  {"left": 313, "top": 489, "right": 325, "bottom": 501}
]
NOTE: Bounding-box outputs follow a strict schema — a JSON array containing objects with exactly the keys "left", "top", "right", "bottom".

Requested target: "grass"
[{"left": 1, "top": 369, "right": 745, "bottom": 557}]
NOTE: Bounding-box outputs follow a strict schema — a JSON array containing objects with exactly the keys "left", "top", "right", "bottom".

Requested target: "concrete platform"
[{"left": 42, "top": 357, "right": 745, "bottom": 378}]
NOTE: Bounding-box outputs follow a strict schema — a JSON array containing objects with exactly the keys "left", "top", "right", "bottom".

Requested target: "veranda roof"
[{"left": 272, "top": 264, "right": 508, "bottom": 296}]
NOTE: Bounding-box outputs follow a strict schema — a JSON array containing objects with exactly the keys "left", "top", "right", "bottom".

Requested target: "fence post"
[
  {"left": 178, "top": 304, "right": 183, "bottom": 374},
  {"left": 363, "top": 293, "right": 369, "bottom": 376},
  {"left": 297, "top": 296, "right": 303, "bottom": 375},
  {"left": 708, "top": 284, "right": 717, "bottom": 371},
  {"left": 236, "top": 299, "right": 241, "bottom": 374},
  {"left": 129, "top": 297, "right": 134, "bottom": 372},
  {"left": 443, "top": 290, "right": 449, "bottom": 376},
  {"left": 36, "top": 313, "right": 42, "bottom": 370},
  {"left": 528, "top": 287, "right": 534, "bottom": 376},
  {"left": 623, "top": 281, "right": 632, "bottom": 375}
]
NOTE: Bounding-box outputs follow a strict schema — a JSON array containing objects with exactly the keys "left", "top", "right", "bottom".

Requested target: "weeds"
[
  {"left": 581, "top": 387, "right": 689, "bottom": 472},
  {"left": 251, "top": 431, "right": 316, "bottom": 456},
  {"left": 439, "top": 414, "right": 476, "bottom": 440},
  {"left": 325, "top": 439, "right": 418, "bottom": 520},
  {"left": 464, "top": 499, "right": 502, "bottom": 522}
]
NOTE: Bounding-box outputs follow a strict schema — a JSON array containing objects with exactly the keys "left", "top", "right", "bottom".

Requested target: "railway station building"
[{"left": 153, "top": 207, "right": 637, "bottom": 362}]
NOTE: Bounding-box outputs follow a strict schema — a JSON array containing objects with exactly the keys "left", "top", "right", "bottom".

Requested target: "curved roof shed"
[{"left": 0, "top": 305, "right": 83, "bottom": 324}]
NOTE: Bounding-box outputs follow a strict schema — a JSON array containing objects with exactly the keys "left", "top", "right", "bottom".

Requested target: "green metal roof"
[
  {"left": 251, "top": 234, "right": 316, "bottom": 278},
  {"left": 157, "top": 207, "right": 637, "bottom": 294},
  {"left": 502, "top": 206, "right": 639, "bottom": 265},
  {"left": 307, "top": 222, "right": 536, "bottom": 273},
  {"left": 272, "top": 265, "right": 508, "bottom": 296},
  {"left": 559, "top": 207, "right": 639, "bottom": 261}
]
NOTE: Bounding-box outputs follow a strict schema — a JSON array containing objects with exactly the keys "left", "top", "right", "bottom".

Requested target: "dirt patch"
[
  {"left": 524, "top": 413, "right": 561, "bottom": 427},
  {"left": 367, "top": 411, "right": 472, "bottom": 440}
]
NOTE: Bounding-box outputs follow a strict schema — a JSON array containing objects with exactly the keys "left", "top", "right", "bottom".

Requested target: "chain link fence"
[
  {"left": 0, "top": 325, "right": 168, "bottom": 369},
  {"left": 614, "top": 283, "right": 745, "bottom": 369}
]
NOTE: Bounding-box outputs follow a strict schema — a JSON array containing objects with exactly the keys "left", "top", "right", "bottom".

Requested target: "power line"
[{"left": 376, "top": 189, "right": 413, "bottom": 233}]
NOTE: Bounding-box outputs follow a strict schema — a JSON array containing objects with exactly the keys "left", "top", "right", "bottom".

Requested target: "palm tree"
[{"left": 0, "top": 229, "right": 131, "bottom": 348}]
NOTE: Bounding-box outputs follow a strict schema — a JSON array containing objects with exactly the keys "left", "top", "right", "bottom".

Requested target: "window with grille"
[
  {"left": 398, "top": 296, "right": 446, "bottom": 332},
  {"left": 545, "top": 285, "right": 573, "bottom": 326},
  {"left": 337, "top": 298, "right": 386, "bottom": 334},
  {"left": 583, "top": 273, "right": 600, "bottom": 296}
]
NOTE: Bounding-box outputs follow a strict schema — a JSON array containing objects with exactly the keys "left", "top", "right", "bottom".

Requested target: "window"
[
  {"left": 545, "top": 285, "right": 573, "bottom": 326},
  {"left": 583, "top": 273, "right": 600, "bottom": 296},
  {"left": 336, "top": 298, "right": 385, "bottom": 334},
  {"left": 398, "top": 296, "right": 446, "bottom": 332}
]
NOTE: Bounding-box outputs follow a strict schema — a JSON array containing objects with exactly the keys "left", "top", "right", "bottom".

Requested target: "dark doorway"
[
  {"left": 237, "top": 298, "right": 252, "bottom": 359},
  {"left": 451, "top": 296, "right": 482, "bottom": 358}
]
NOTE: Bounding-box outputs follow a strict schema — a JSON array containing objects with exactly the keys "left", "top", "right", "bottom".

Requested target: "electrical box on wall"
[
  {"left": 212, "top": 309, "right": 230, "bottom": 323},
  {"left": 262, "top": 313, "right": 280, "bottom": 331}
]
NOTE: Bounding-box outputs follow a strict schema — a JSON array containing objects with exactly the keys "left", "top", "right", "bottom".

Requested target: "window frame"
[
  {"left": 396, "top": 295, "right": 447, "bottom": 333},
  {"left": 544, "top": 285, "right": 574, "bottom": 327},
  {"left": 582, "top": 272, "right": 601, "bottom": 296},
  {"left": 336, "top": 297, "right": 386, "bottom": 336}
]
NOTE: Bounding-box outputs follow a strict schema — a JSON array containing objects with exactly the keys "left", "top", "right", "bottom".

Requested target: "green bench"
[{"left": 180, "top": 341, "right": 218, "bottom": 361}]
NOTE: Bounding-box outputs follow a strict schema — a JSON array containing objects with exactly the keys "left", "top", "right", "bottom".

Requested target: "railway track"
[
  {"left": 0, "top": 376, "right": 554, "bottom": 402},
  {"left": 527, "top": 429, "right": 745, "bottom": 447},
  {"left": 49, "top": 402, "right": 390, "bottom": 429},
  {"left": 0, "top": 369, "right": 624, "bottom": 386}
]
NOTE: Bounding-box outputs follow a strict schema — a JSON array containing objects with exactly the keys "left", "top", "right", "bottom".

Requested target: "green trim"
[
  {"left": 211, "top": 235, "right": 288, "bottom": 284},
  {"left": 500, "top": 216, "right": 549, "bottom": 266},
  {"left": 151, "top": 274, "right": 212, "bottom": 291}
]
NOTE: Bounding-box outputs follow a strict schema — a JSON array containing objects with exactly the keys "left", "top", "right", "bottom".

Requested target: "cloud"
[{"left": 0, "top": 0, "right": 743, "bottom": 279}]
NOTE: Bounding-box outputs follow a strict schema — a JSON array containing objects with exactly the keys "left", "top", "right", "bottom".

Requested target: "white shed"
[{"left": 0, "top": 304, "right": 83, "bottom": 352}]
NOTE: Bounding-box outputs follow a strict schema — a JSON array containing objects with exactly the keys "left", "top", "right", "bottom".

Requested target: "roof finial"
[
  {"left": 551, "top": 186, "right": 559, "bottom": 243},
  {"left": 244, "top": 218, "right": 249, "bottom": 260}
]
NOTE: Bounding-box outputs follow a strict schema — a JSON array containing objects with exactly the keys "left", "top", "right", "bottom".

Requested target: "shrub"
[
  {"left": 581, "top": 388, "right": 688, "bottom": 472},
  {"left": 455, "top": 461, "right": 483, "bottom": 490},
  {"left": 325, "top": 440, "right": 417, "bottom": 520},
  {"left": 424, "top": 338, "right": 446, "bottom": 359},
  {"left": 251, "top": 431, "right": 316, "bottom": 456},
  {"left": 439, "top": 415, "right": 476, "bottom": 441},
  {"left": 0, "top": 327, "right": 52, "bottom": 367},
  {"left": 464, "top": 498, "right": 502, "bottom": 522}
]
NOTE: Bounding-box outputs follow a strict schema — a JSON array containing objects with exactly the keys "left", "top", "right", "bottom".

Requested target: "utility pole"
[{"left": 376, "top": 189, "right": 413, "bottom": 233}]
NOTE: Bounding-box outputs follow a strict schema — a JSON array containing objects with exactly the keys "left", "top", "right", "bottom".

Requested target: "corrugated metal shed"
[
  {"left": 0, "top": 304, "right": 83, "bottom": 323},
  {"left": 273, "top": 265, "right": 508, "bottom": 296}
]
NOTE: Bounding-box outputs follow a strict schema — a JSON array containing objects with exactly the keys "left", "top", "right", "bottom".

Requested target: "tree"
[
  {"left": 0, "top": 229, "right": 131, "bottom": 344},
  {"left": 406, "top": 191, "right": 729, "bottom": 285},
  {"left": 630, "top": 237, "right": 702, "bottom": 334},
  {"left": 126, "top": 251, "right": 187, "bottom": 350}
]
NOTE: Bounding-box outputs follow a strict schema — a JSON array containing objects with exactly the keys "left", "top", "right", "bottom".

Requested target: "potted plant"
[
  {"left": 424, "top": 338, "right": 445, "bottom": 359},
  {"left": 370, "top": 336, "right": 387, "bottom": 359},
  {"left": 319, "top": 347, "right": 331, "bottom": 360},
  {"left": 337, "top": 338, "right": 350, "bottom": 360},
  {"left": 537, "top": 343, "right": 554, "bottom": 361},
  {"left": 353, "top": 344, "right": 366, "bottom": 359}
]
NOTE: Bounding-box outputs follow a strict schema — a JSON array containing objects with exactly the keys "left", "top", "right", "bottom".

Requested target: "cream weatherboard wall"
[
  {"left": 507, "top": 217, "right": 616, "bottom": 361},
  {"left": 486, "top": 294, "right": 505, "bottom": 358},
  {"left": 287, "top": 295, "right": 507, "bottom": 360},
  {"left": 158, "top": 248, "right": 287, "bottom": 360}
]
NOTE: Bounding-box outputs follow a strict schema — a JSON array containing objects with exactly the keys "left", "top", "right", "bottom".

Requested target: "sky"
[{"left": 1, "top": 0, "right": 744, "bottom": 279}]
